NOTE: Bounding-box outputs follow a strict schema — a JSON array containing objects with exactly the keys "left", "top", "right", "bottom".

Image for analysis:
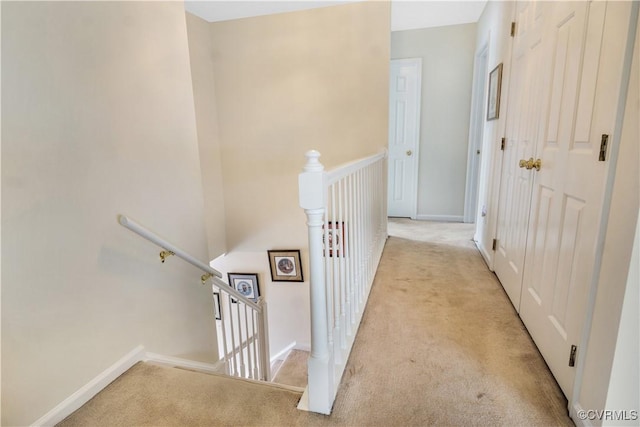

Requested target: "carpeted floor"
[
  {"left": 58, "top": 219, "right": 574, "bottom": 426},
  {"left": 272, "top": 349, "right": 310, "bottom": 389}
]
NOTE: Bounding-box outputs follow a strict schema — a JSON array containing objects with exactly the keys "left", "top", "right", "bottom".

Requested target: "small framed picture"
[
  {"left": 268, "top": 250, "right": 304, "bottom": 282},
  {"left": 213, "top": 291, "right": 222, "bottom": 320},
  {"left": 323, "top": 222, "right": 346, "bottom": 257},
  {"left": 487, "top": 63, "right": 503, "bottom": 121},
  {"left": 227, "top": 273, "right": 260, "bottom": 303}
]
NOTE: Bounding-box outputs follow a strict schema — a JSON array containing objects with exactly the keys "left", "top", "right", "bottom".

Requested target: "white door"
[
  {"left": 388, "top": 59, "right": 421, "bottom": 218},
  {"left": 493, "top": 1, "right": 546, "bottom": 310},
  {"left": 519, "top": 1, "right": 633, "bottom": 398}
]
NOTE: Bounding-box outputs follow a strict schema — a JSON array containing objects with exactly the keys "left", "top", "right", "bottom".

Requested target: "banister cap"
[{"left": 303, "top": 150, "right": 324, "bottom": 173}]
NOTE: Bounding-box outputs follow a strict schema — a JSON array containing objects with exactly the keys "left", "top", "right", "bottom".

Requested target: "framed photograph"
[
  {"left": 227, "top": 273, "right": 260, "bottom": 303},
  {"left": 323, "top": 222, "right": 346, "bottom": 257},
  {"left": 268, "top": 250, "right": 304, "bottom": 282},
  {"left": 487, "top": 63, "right": 503, "bottom": 121},
  {"left": 213, "top": 291, "right": 222, "bottom": 320}
]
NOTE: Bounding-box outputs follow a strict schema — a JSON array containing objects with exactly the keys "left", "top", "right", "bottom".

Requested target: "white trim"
[
  {"left": 570, "top": 402, "right": 593, "bottom": 427},
  {"left": 475, "top": 239, "right": 494, "bottom": 271},
  {"left": 415, "top": 214, "right": 464, "bottom": 223},
  {"left": 270, "top": 341, "right": 297, "bottom": 364},
  {"left": 30, "top": 345, "right": 146, "bottom": 427},
  {"left": 297, "top": 387, "right": 310, "bottom": 411},
  {"left": 144, "top": 352, "right": 224, "bottom": 375},
  {"left": 464, "top": 44, "right": 489, "bottom": 223},
  {"left": 294, "top": 342, "right": 311, "bottom": 352}
]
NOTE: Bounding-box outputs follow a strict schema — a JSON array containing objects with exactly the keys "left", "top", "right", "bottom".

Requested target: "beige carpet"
[
  {"left": 272, "top": 350, "right": 310, "bottom": 389},
  {"left": 58, "top": 219, "right": 573, "bottom": 426}
]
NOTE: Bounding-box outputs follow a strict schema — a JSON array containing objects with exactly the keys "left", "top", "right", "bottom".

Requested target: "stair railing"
[
  {"left": 118, "top": 215, "right": 271, "bottom": 381},
  {"left": 298, "top": 149, "right": 388, "bottom": 414}
]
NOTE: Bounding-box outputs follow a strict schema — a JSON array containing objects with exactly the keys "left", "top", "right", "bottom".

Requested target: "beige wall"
[
  {"left": 202, "top": 1, "right": 390, "bottom": 358},
  {"left": 391, "top": 24, "right": 477, "bottom": 221},
  {"left": 1, "top": 2, "right": 218, "bottom": 425},
  {"left": 209, "top": 1, "right": 390, "bottom": 252},
  {"left": 185, "top": 12, "right": 228, "bottom": 260}
]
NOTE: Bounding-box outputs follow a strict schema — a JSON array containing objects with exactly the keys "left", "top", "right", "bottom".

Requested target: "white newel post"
[
  {"left": 299, "top": 150, "right": 334, "bottom": 414},
  {"left": 257, "top": 297, "right": 271, "bottom": 381}
]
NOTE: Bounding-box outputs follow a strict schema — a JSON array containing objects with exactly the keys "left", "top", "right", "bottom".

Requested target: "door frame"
[
  {"left": 388, "top": 57, "right": 422, "bottom": 220},
  {"left": 464, "top": 45, "right": 489, "bottom": 223}
]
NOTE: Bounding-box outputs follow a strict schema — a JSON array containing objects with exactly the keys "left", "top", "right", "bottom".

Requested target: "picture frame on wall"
[
  {"left": 227, "top": 273, "right": 260, "bottom": 303},
  {"left": 213, "top": 291, "right": 222, "bottom": 320},
  {"left": 323, "top": 221, "right": 346, "bottom": 257},
  {"left": 487, "top": 63, "right": 503, "bottom": 121},
  {"left": 267, "top": 249, "right": 304, "bottom": 282}
]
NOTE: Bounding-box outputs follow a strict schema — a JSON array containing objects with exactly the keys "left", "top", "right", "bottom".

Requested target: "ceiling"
[{"left": 184, "top": 1, "right": 487, "bottom": 32}]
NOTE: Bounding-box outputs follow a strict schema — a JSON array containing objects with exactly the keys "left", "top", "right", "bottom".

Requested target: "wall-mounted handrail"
[
  {"left": 118, "top": 214, "right": 258, "bottom": 310},
  {"left": 118, "top": 214, "right": 270, "bottom": 381}
]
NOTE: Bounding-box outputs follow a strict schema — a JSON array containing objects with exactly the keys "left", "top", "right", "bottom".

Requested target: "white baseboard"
[
  {"left": 270, "top": 341, "right": 297, "bottom": 363},
  {"left": 31, "top": 345, "right": 146, "bottom": 427},
  {"left": 476, "top": 240, "right": 494, "bottom": 271},
  {"left": 571, "top": 402, "right": 593, "bottom": 427},
  {"left": 415, "top": 214, "right": 464, "bottom": 222},
  {"left": 144, "top": 352, "right": 224, "bottom": 375},
  {"left": 294, "top": 342, "right": 311, "bottom": 352},
  {"left": 297, "top": 387, "right": 310, "bottom": 411}
]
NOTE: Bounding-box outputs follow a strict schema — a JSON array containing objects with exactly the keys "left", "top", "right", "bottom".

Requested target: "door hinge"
[
  {"left": 492, "top": 239, "right": 497, "bottom": 251},
  {"left": 501, "top": 137, "right": 506, "bottom": 151},
  {"left": 511, "top": 22, "right": 516, "bottom": 37},
  {"left": 599, "top": 134, "right": 609, "bottom": 161},
  {"left": 569, "top": 345, "right": 577, "bottom": 367}
]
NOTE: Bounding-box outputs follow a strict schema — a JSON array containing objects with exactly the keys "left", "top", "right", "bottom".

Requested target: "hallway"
[{"left": 323, "top": 218, "right": 573, "bottom": 425}]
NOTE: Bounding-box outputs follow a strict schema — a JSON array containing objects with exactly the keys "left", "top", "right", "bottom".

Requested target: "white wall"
[
  {"left": 211, "top": 251, "right": 311, "bottom": 357},
  {"left": 185, "top": 12, "right": 228, "bottom": 260},
  {"left": 391, "top": 24, "right": 477, "bottom": 221},
  {"left": 472, "top": 1, "right": 514, "bottom": 267},
  {"left": 1, "top": 3, "right": 218, "bottom": 425},
  {"left": 603, "top": 210, "right": 639, "bottom": 426}
]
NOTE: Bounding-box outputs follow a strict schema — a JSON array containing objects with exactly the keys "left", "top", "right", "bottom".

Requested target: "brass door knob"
[
  {"left": 532, "top": 158, "right": 541, "bottom": 171},
  {"left": 518, "top": 158, "right": 541, "bottom": 170}
]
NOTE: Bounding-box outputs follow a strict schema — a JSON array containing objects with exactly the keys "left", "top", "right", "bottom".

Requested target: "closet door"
[
  {"left": 520, "top": 1, "right": 635, "bottom": 398},
  {"left": 493, "top": 1, "right": 547, "bottom": 311}
]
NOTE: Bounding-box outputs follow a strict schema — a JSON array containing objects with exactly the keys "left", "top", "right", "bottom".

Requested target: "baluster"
[
  {"left": 331, "top": 183, "right": 342, "bottom": 365},
  {"left": 348, "top": 172, "right": 356, "bottom": 325},
  {"left": 218, "top": 289, "right": 231, "bottom": 375},
  {"left": 324, "top": 198, "right": 333, "bottom": 350},
  {"left": 251, "top": 310, "right": 259, "bottom": 379},
  {"left": 244, "top": 304, "right": 252, "bottom": 379},
  {"left": 227, "top": 296, "right": 238, "bottom": 376},
  {"left": 235, "top": 300, "right": 245, "bottom": 377},
  {"left": 338, "top": 178, "right": 349, "bottom": 342},
  {"left": 257, "top": 298, "right": 271, "bottom": 381}
]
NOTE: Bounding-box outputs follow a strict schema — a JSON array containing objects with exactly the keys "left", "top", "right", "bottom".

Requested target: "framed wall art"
[
  {"left": 227, "top": 273, "right": 260, "bottom": 303},
  {"left": 267, "top": 249, "right": 303, "bottom": 282},
  {"left": 323, "top": 221, "right": 346, "bottom": 257},
  {"left": 487, "top": 63, "right": 503, "bottom": 121}
]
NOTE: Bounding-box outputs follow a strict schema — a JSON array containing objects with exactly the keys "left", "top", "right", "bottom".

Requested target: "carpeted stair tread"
[{"left": 272, "top": 350, "right": 309, "bottom": 389}]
